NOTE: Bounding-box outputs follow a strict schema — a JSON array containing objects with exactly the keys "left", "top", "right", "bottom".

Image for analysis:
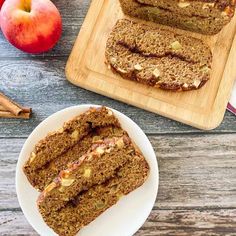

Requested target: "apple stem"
[{"left": 23, "top": 0, "right": 31, "bottom": 13}]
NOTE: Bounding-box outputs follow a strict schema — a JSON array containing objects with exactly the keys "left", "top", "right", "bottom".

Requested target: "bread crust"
[
  {"left": 39, "top": 152, "right": 149, "bottom": 236},
  {"left": 105, "top": 19, "right": 212, "bottom": 91},
  {"left": 119, "top": 0, "right": 235, "bottom": 34},
  {"left": 23, "top": 107, "right": 121, "bottom": 190}
]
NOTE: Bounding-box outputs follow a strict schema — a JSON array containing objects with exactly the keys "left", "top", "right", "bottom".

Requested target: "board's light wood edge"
[
  {"left": 66, "top": 63, "right": 227, "bottom": 131},
  {"left": 208, "top": 31, "right": 236, "bottom": 130},
  {"left": 65, "top": 0, "right": 236, "bottom": 130},
  {"left": 65, "top": 0, "right": 105, "bottom": 76}
]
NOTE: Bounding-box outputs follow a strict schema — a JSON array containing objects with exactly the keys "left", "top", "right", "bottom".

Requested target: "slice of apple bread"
[
  {"left": 23, "top": 107, "right": 121, "bottom": 190},
  {"left": 37, "top": 135, "right": 136, "bottom": 214},
  {"left": 105, "top": 19, "right": 212, "bottom": 91},
  {"left": 39, "top": 152, "right": 149, "bottom": 236}
]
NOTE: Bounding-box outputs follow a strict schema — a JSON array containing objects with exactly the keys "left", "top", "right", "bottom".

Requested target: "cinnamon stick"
[
  {"left": 0, "top": 93, "right": 23, "bottom": 116},
  {"left": 0, "top": 105, "right": 31, "bottom": 113},
  {"left": 0, "top": 111, "right": 31, "bottom": 119},
  {"left": 0, "top": 93, "right": 32, "bottom": 119}
]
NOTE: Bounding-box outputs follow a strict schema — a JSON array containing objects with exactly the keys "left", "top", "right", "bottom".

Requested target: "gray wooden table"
[{"left": 0, "top": 1, "right": 236, "bottom": 235}]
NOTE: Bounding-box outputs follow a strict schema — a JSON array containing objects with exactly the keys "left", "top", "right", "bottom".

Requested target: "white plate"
[{"left": 16, "top": 105, "right": 159, "bottom": 236}]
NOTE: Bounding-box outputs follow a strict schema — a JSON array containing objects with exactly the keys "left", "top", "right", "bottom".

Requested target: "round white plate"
[{"left": 16, "top": 105, "right": 159, "bottom": 236}]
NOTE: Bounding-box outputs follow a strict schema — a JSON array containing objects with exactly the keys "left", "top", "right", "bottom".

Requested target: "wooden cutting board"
[{"left": 66, "top": 0, "right": 236, "bottom": 130}]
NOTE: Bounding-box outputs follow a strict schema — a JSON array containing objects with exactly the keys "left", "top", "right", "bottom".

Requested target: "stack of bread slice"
[{"left": 23, "top": 107, "right": 149, "bottom": 236}]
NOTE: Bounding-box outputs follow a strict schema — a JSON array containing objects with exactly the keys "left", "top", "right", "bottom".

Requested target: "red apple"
[
  {"left": 0, "top": 0, "right": 62, "bottom": 53},
  {"left": 0, "top": 0, "right": 5, "bottom": 10}
]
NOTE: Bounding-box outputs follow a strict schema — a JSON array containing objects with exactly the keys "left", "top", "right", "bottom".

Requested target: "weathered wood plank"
[
  {"left": 1, "top": 209, "right": 236, "bottom": 236},
  {"left": 0, "top": 0, "right": 91, "bottom": 58},
  {"left": 0, "top": 211, "right": 38, "bottom": 236},
  {"left": 53, "top": 0, "right": 91, "bottom": 18},
  {"left": 0, "top": 59, "right": 235, "bottom": 136},
  {"left": 0, "top": 134, "right": 235, "bottom": 210},
  {"left": 135, "top": 209, "right": 236, "bottom": 236},
  {"left": 154, "top": 134, "right": 236, "bottom": 209}
]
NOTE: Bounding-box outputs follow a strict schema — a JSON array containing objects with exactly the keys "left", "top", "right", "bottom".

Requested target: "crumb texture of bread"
[
  {"left": 119, "top": 0, "right": 236, "bottom": 35},
  {"left": 26, "top": 126, "right": 125, "bottom": 191},
  {"left": 23, "top": 107, "right": 121, "bottom": 191},
  {"left": 105, "top": 19, "right": 212, "bottom": 91},
  {"left": 39, "top": 153, "right": 149, "bottom": 236},
  {"left": 37, "top": 135, "right": 136, "bottom": 214}
]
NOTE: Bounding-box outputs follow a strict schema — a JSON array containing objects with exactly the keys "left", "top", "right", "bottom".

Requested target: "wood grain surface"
[
  {"left": 66, "top": 0, "right": 236, "bottom": 130},
  {"left": 0, "top": 0, "right": 236, "bottom": 235}
]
